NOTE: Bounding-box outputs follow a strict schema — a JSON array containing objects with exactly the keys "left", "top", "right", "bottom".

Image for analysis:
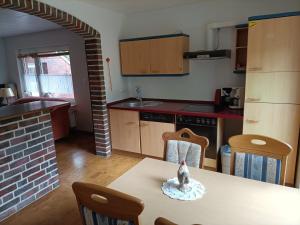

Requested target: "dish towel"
[{"left": 161, "top": 177, "right": 206, "bottom": 201}]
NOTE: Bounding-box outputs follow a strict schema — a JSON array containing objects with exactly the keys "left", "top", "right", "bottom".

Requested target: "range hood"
[
  {"left": 184, "top": 49, "right": 231, "bottom": 60},
  {"left": 184, "top": 21, "right": 239, "bottom": 60}
]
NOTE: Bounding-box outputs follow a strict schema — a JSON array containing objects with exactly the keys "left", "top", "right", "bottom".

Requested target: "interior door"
[
  {"left": 140, "top": 121, "right": 175, "bottom": 158},
  {"left": 243, "top": 102, "right": 300, "bottom": 185},
  {"left": 120, "top": 40, "right": 150, "bottom": 75},
  {"left": 109, "top": 109, "right": 141, "bottom": 153}
]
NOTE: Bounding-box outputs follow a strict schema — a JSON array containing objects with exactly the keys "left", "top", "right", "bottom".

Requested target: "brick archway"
[{"left": 0, "top": 0, "right": 111, "bottom": 156}]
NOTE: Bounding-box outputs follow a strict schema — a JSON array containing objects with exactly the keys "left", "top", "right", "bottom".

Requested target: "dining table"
[{"left": 108, "top": 158, "right": 300, "bottom": 225}]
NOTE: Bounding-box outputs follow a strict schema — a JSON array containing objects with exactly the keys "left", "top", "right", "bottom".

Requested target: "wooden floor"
[{"left": 2, "top": 132, "right": 142, "bottom": 225}]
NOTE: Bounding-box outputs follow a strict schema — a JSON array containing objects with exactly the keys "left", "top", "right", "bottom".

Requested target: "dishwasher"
[
  {"left": 139, "top": 112, "right": 175, "bottom": 158},
  {"left": 176, "top": 114, "right": 222, "bottom": 170}
]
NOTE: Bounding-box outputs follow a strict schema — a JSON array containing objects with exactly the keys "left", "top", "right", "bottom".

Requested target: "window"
[{"left": 19, "top": 51, "right": 75, "bottom": 100}]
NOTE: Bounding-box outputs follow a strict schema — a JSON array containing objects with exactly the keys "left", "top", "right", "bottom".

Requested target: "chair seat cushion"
[
  {"left": 235, "top": 153, "right": 282, "bottom": 184},
  {"left": 166, "top": 140, "right": 201, "bottom": 167},
  {"left": 81, "top": 206, "right": 134, "bottom": 225}
]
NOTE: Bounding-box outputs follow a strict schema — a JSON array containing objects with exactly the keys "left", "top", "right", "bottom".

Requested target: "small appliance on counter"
[{"left": 220, "top": 87, "right": 245, "bottom": 109}]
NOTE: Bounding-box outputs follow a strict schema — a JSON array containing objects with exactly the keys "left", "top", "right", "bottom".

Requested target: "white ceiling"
[
  {"left": 0, "top": 8, "right": 61, "bottom": 38},
  {"left": 73, "top": 0, "right": 202, "bottom": 14}
]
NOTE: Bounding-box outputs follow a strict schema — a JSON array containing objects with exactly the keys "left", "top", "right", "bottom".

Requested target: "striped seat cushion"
[
  {"left": 235, "top": 153, "right": 281, "bottom": 184},
  {"left": 81, "top": 206, "right": 135, "bottom": 225},
  {"left": 166, "top": 140, "right": 201, "bottom": 168}
]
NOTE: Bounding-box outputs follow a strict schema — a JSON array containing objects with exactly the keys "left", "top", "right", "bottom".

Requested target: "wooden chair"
[
  {"left": 72, "top": 182, "right": 144, "bottom": 225},
  {"left": 162, "top": 128, "right": 209, "bottom": 168},
  {"left": 155, "top": 217, "right": 178, "bottom": 225},
  {"left": 228, "top": 134, "right": 292, "bottom": 185},
  {"left": 154, "top": 217, "right": 202, "bottom": 225}
]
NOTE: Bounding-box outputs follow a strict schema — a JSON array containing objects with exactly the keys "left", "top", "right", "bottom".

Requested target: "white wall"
[
  {"left": 122, "top": 0, "right": 300, "bottom": 101},
  {"left": 0, "top": 38, "right": 8, "bottom": 83},
  {"left": 37, "top": 0, "right": 299, "bottom": 102},
  {"left": 4, "top": 29, "right": 93, "bottom": 132},
  {"left": 39, "top": 0, "right": 130, "bottom": 103}
]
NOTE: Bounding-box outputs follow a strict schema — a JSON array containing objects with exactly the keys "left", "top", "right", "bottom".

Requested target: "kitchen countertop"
[
  {"left": 108, "top": 98, "right": 243, "bottom": 119},
  {"left": 0, "top": 101, "right": 70, "bottom": 120}
]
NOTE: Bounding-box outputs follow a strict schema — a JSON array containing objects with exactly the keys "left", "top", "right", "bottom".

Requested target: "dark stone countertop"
[
  {"left": 108, "top": 98, "right": 243, "bottom": 120},
  {"left": 0, "top": 101, "right": 70, "bottom": 120}
]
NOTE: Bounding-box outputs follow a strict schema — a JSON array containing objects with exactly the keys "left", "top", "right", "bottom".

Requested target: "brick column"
[
  {"left": 85, "top": 37, "right": 111, "bottom": 156},
  {"left": 0, "top": 111, "right": 59, "bottom": 221}
]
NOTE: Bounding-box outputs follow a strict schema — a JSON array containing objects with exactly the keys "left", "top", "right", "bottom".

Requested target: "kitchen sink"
[{"left": 122, "top": 101, "right": 163, "bottom": 108}]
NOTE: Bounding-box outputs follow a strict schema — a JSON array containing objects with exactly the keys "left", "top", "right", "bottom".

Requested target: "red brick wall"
[
  {"left": 0, "top": 111, "right": 59, "bottom": 221},
  {"left": 0, "top": 0, "right": 111, "bottom": 157}
]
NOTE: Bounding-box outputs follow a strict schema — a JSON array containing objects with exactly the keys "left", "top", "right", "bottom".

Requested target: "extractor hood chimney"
[{"left": 184, "top": 21, "right": 238, "bottom": 60}]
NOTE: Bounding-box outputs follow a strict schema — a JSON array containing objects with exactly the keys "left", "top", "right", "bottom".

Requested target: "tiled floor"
[{"left": 2, "top": 132, "right": 142, "bottom": 225}]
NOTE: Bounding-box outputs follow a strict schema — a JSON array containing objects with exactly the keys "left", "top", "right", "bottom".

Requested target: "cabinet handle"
[
  {"left": 248, "top": 67, "right": 262, "bottom": 71},
  {"left": 246, "top": 119, "right": 259, "bottom": 124},
  {"left": 125, "top": 122, "right": 136, "bottom": 126},
  {"left": 140, "top": 123, "right": 148, "bottom": 128},
  {"left": 246, "top": 98, "right": 261, "bottom": 102}
]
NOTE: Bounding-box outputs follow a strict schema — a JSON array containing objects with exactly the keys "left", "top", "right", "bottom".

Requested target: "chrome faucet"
[{"left": 135, "top": 87, "right": 143, "bottom": 105}]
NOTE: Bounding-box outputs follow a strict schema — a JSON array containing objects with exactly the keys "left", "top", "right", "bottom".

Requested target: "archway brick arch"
[{"left": 0, "top": 0, "right": 112, "bottom": 156}]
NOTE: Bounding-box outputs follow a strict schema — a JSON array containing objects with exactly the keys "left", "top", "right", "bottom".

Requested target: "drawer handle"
[
  {"left": 248, "top": 67, "right": 262, "bottom": 71},
  {"left": 246, "top": 98, "right": 261, "bottom": 102},
  {"left": 246, "top": 119, "right": 259, "bottom": 124}
]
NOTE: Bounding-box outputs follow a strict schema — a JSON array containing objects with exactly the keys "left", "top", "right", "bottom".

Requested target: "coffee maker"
[{"left": 221, "top": 87, "right": 245, "bottom": 109}]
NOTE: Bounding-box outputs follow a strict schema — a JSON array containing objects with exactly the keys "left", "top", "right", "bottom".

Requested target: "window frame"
[{"left": 18, "top": 50, "right": 75, "bottom": 101}]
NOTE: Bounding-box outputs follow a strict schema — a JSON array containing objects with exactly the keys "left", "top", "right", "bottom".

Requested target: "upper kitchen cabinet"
[
  {"left": 119, "top": 39, "right": 150, "bottom": 75},
  {"left": 119, "top": 34, "right": 189, "bottom": 76},
  {"left": 247, "top": 15, "right": 300, "bottom": 72}
]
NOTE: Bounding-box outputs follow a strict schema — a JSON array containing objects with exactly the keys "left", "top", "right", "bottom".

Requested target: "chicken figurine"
[{"left": 177, "top": 160, "right": 190, "bottom": 192}]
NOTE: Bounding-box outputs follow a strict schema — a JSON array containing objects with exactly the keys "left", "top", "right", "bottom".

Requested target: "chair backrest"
[
  {"left": 162, "top": 128, "right": 209, "bottom": 168},
  {"left": 228, "top": 134, "right": 292, "bottom": 185},
  {"left": 72, "top": 182, "right": 144, "bottom": 225},
  {"left": 155, "top": 217, "right": 178, "bottom": 225},
  {"left": 154, "top": 217, "right": 202, "bottom": 225}
]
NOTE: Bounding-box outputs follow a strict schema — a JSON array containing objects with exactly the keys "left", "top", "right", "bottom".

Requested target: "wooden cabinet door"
[
  {"left": 245, "top": 71, "right": 300, "bottom": 104},
  {"left": 120, "top": 40, "right": 150, "bottom": 75},
  {"left": 272, "top": 16, "right": 300, "bottom": 72},
  {"left": 149, "top": 36, "right": 189, "bottom": 74},
  {"left": 247, "top": 16, "right": 300, "bottom": 72},
  {"left": 109, "top": 109, "right": 141, "bottom": 153},
  {"left": 243, "top": 103, "right": 300, "bottom": 185},
  {"left": 140, "top": 121, "right": 175, "bottom": 158},
  {"left": 247, "top": 20, "right": 276, "bottom": 72}
]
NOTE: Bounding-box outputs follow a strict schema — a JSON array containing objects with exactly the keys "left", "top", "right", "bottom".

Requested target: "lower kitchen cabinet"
[
  {"left": 243, "top": 102, "right": 300, "bottom": 185},
  {"left": 109, "top": 109, "right": 141, "bottom": 153},
  {"left": 140, "top": 121, "right": 175, "bottom": 158}
]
